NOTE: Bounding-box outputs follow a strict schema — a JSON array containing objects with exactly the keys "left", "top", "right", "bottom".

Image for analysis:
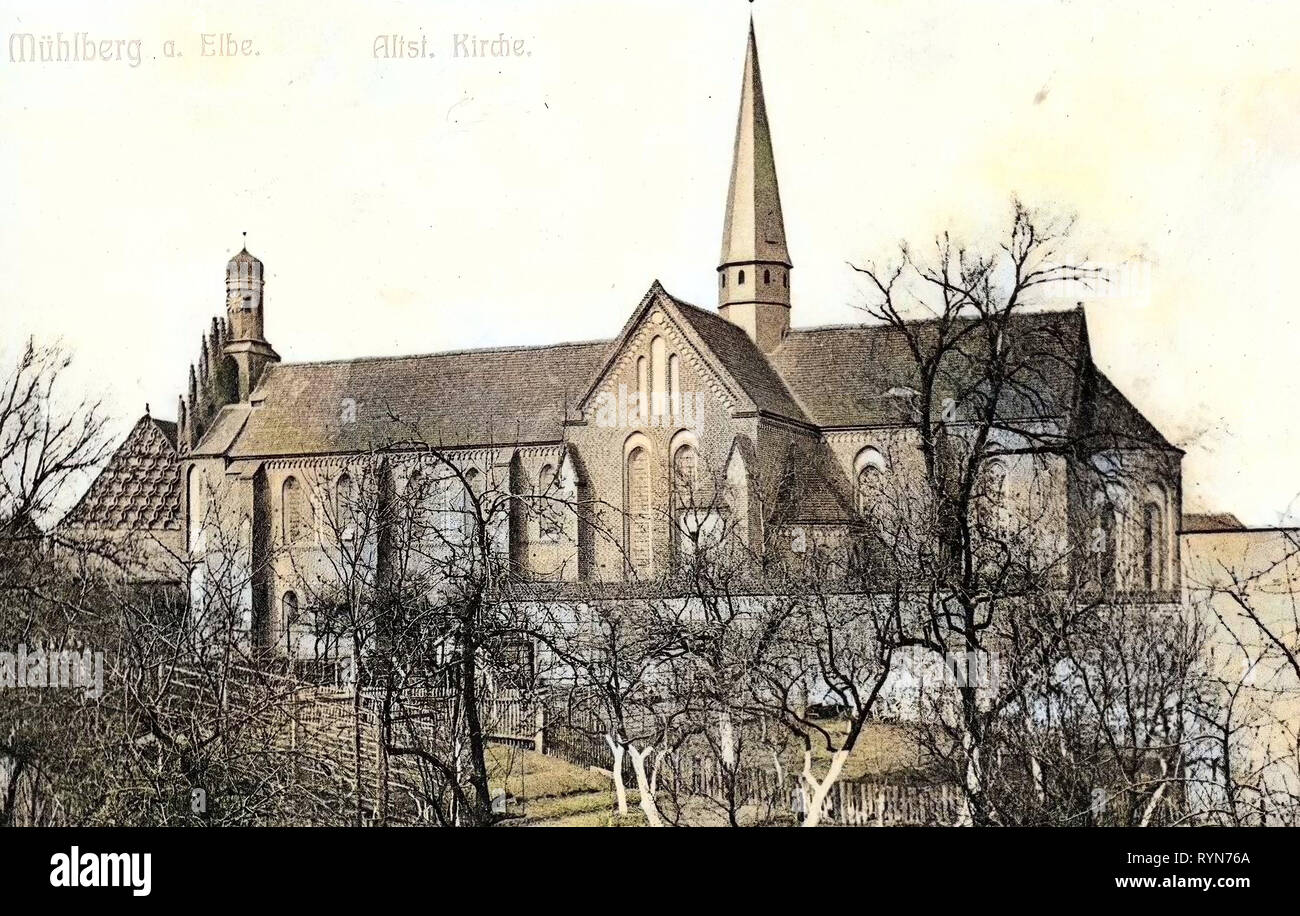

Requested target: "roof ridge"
[
  {"left": 668, "top": 293, "right": 813, "bottom": 424},
  {"left": 783, "top": 305, "right": 1086, "bottom": 337},
  {"left": 273, "top": 337, "right": 612, "bottom": 370}
]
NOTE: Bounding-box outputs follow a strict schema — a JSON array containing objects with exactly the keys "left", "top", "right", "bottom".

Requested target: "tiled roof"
[
  {"left": 1182, "top": 512, "right": 1245, "bottom": 533},
  {"left": 672, "top": 299, "right": 809, "bottom": 423},
  {"left": 210, "top": 340, "right": 611, "bottom": 458},
  {"left": 768, "top": 309, "right": 1087, "bottom": 428},
  {"left": 1082, "top": 370, "right": 1178, "bottom": 452},
  {"left": 771, "top": 437, "right": 857, "bottom": 524},
  {"left": 184, "top": 296, "right": 1171, "bottom": 467},
  {"left": 64, "top": 415, "right": 182, "bottom": 531}
]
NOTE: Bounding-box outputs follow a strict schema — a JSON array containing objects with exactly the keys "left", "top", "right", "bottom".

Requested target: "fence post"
[{"left": 533, "top": 705, "right": 545, "bottom": 754}]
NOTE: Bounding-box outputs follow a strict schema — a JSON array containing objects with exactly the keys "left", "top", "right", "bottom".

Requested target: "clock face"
[{"left": 227, "top": 292, "right": 253, "bottom": 310}]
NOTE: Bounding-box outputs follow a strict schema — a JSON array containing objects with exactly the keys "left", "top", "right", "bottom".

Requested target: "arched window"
[
  {"left": 538, "top": 464, "right": 562, "bottom": 542},
  {"left": 764, "top": 269, "right": 771, "bottom": 285},
  {"left": 673, "top": 443, "right": 697, "bottom": 501},
  {"left": 1089, "top": 489, "right": 1117, "bottom": 592},
  {"left": 282, "top": 476, "right": 306, "bottom": 542},
  {"left": 668, "top": 354, "right": 681, "bottom": 418},
  {"left": 188, "top": 564, "right": 206, "bottom": 614},
  {"left": 853, "top": 447, "right": 887, "bottom": 515},
  {"left": 407, "top": 466, "right": 425, "bottom": 524},
  {"left": 461, "top": 469, "right": 480, "bottom": 539},
  {"left": 636, "top": 356, "right": 649, "bottom": 424},
  {"left": 738, "top": 269, "right": 746, "bottom": 286},
  {"left": 978, "top": 459, "right": 1007, "bottom": 512},
  {"left": 650, "top": 336, "right": 667, "bottom": 420},
  {"left": 856, "top": 466, "right": 881, "bottom": 515},
  {"left": 625, "top": 444, "right": 652, "bottom": 575},
  {"left": 1142, "top": 502, "right": 1164, "bottom": 593},
  {"left": 337, "top": 472, "right": 355, "bottom": 539},
  {"left": 237, "top": 517, "right": 253, "bottom": 622},
  {"left": 187, "top": 465, "right": 203, "bottom": 552},
  {"left": 282, "top": 591, "right": 299, "bottom": 646}
]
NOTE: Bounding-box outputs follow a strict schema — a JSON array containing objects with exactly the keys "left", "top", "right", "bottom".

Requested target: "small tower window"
[
  {"left": 720, "top": 273, "right": 726, "bottom": 289},
  {"left": 738, "top": 270, "right": 746, "bottom": 286},
  {"left": 764, "top": 269, "right": 771, "bottom": 285},
  {"left": 783, "top": 271, "right": 788, "bottom": 288}
]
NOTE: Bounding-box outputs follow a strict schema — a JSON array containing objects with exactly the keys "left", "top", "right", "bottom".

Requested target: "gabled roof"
[
  {"left": 672, "top": 298, "right": 808, "bottom": 423},
  {"left": 768, "top": 308, "right": 1088, "bottom": 429},
  {"left": 204, "top": 340, "right": 610, "bottom": 459},
  {"left": 63, "top": 414, "right": 182, "bottom": 531},
  {"left": 574, "top": 282, "right": 809, "bottom": 425},
  {"left": 179, "top": 287, "right": 1173, "bottom": 464},
  {"left": 1080, "top": 370, "right": 1179, "bottom": 452},
  {"left": 1182, "top": 512, "right": 1245, "bottom": 533}
]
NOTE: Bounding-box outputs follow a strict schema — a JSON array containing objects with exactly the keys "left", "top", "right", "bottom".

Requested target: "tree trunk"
[
  {"left": 352, "top": 638, "right": 364, "bottom": 827},
  {"left": 1139, "top": 753, "right": 1178, "bottom": 827},
  {"left": 801, "top": 749, "right": 849, "bottom": 828},
  {"left": 628, "top": 744, "right": 663, "bottom": 826},
  {"left": 960, "top": 727, "right": 987, "bottom": 826},
  {"left": 604, "top": 735, "right": 628, "bottom": 816},
  {"left": 460, "top": 630, "right": 493, "bottom": 825}
]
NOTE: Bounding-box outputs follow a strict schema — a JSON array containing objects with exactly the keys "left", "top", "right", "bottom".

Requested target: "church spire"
[{"left": 718, "top": 18, "right": 791, "bottom": 352}]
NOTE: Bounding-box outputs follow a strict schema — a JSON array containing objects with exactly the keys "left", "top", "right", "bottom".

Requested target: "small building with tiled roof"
[{"left": 62, "top": 411, "right": 185, "bottom": 582}]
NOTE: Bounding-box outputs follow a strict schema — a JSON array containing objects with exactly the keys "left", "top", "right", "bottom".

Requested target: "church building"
[{"left": 64, "top": 23, "right": 1183, "bottom": 658}]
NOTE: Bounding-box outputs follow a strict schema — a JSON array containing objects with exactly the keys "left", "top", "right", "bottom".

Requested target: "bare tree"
[{"left": 848, "top": 200, "right": 1194, "bottom": 824}]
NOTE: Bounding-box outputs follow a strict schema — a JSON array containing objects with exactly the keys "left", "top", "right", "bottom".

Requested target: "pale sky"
[{"left": 3, "top": 0, "right": 1300, "bottom": 525}]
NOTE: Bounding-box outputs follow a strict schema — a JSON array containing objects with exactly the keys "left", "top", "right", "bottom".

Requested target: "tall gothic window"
[
  {"left": 626, "top": 446, "right": 652, "bottom": 576},
  {"left": 668, "top": 354, "right": 681, "bottom": 418},
  {"left": 673, "top": 442, "right": 720, "bottom": 567},
  {"left": 538, "top": 464, "right": 562, "bottom": 542},
  {"left": 187, "top": 465, "right": 203, "bottom": 552},
  {"left": 673, "top": 443, "right": 697, "bottom": 501},
  {"left": 976, "top": 459, "right": 1008, "bottom": 529},
  {"left": 282, "top": 591, "right": 299, "bottom": 650},
  {"left": 282, "top": 476, "right": 307, "bottom": 543},
  {"left": 461, "top": 469, "right": 480, "bottom": 540},
  {"left": 854, "top": 447, "right": 887, "bottom": 515},
  {"left": 1142, "top": 502, "right": 1164, "bottom": 593},
  {"left": 636, "top": 356, "right": 649, "bottom": 424},
  {"left": 337, "top": 472, "right": 355, "bottom": 540},
  {"left": 650, "top": 336, "right": 667, "bottom": 420},
  {"left": 856, "top": 466, "right": 880, "bottom": 515},
  {"left": 1089, "top": 489, "right": 1117, "bottom": 592}
]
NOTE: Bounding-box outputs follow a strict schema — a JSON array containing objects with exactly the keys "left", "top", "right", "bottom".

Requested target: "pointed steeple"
[{"left": 718, "top": 19, "right": 791, "bottom": 352}]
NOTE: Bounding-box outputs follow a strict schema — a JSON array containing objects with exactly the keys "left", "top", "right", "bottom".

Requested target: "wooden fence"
[
  {"left": 664, "top": 754, "right": 963, "bottom": 826},
  {"left": 164, "top": 665, "right": 963, "bottom": 826}
]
